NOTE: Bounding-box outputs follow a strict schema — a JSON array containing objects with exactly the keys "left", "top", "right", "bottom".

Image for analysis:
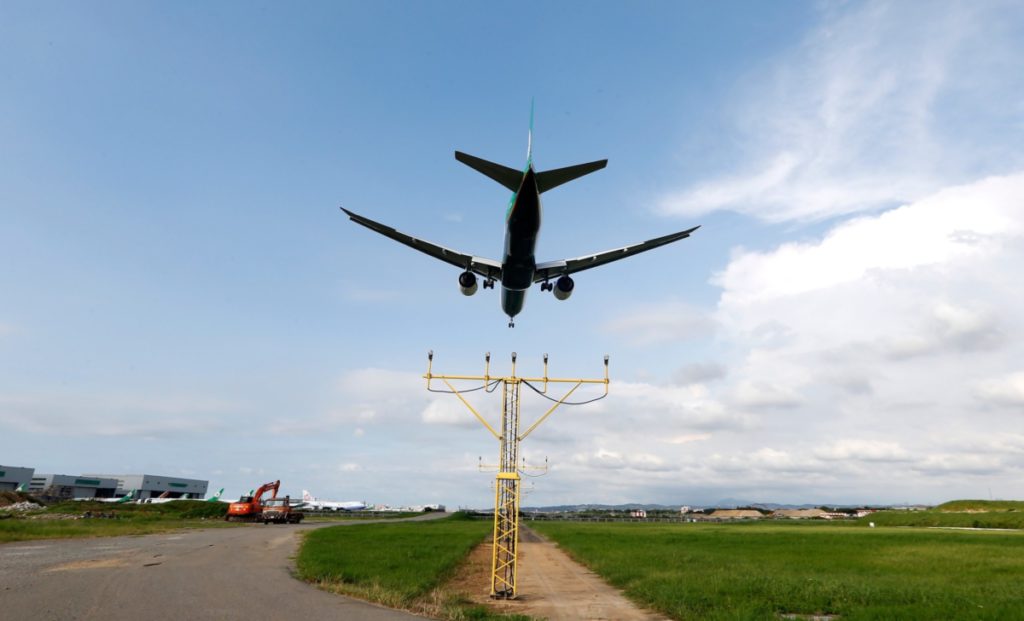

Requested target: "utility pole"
[{"left": 424, "top": 351, "right": 609, "bottom": 599}]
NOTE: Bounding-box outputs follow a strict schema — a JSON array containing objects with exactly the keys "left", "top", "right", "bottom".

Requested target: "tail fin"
[
  {"left": 536, "top": 159, "right": 608, "bottom": 193},
  {"left": 454, "top": 152, "right": 522, "bottom": 191},
  {"left": 302, "top": 490, "right": 313, "bottom": 502},
  {"left": 207, "top": 488, "right": 224, "bottom": 502},
  {"left": 527, "top": 98, "right": 534, "bottom": 166}
]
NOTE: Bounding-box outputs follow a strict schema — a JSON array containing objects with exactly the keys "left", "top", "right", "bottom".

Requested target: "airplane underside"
[{"left": 501, "top": 287, "right": 527, "bottom": 327}]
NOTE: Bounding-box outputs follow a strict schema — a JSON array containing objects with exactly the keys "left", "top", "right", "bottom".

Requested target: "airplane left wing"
[
  {"left": 534, "top": 225, "right": 700, "bottom": 282},
  {"left": 341, "top": 208, "right": 503, "bottom": 281}
]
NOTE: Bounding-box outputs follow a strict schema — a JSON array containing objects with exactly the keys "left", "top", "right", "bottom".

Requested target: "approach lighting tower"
[{"left": 424, "top": 351, "right": 609, "bottom": 599}]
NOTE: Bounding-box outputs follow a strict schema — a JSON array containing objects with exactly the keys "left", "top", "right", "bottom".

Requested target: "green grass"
[
  {"left": 532, "top": 521, "right": 1024, "bottom": 621},
  {"left": 934, "top": 499, "right": 1024, "bottom": 512},
  {"left": 863, "top": 509, "right": 1024, "bottom": 529},
  {"left": 297, "top": 513, "right": 530, "bottom": 620},
  {"left": 0, "top": 499, "right": 232, "bottom": 543},
  {"left": 304, "top": 511, "right": 427, "bottom": 522}
]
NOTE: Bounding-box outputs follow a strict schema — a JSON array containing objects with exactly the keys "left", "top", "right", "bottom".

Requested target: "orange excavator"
[{"left": 226, "top": 480, "right": 279, "bottom": 522}]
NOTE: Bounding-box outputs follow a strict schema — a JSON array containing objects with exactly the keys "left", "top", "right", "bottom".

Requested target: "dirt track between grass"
[{"left": 450, "top": 527, "right": 668, "bottom": 621}]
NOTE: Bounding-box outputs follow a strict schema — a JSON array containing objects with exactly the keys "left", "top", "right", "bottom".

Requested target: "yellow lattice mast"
[{"left": 424, "top": 351, "right": 609, "bottom": 599}]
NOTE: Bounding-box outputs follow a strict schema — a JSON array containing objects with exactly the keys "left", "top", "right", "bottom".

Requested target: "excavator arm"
[{"left": 252, "top": 480, "right": 280, "bottom": 504}]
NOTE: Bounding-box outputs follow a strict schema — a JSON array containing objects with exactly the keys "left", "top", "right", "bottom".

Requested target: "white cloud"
[
  {"left": 975, "top": 372, "right": 1024, "bottom": 407},
  {"left": 673, "top": 362, "right": 726, "bottom": 385},
  {"left": 421, "top": 398, "right": 483, "bottom": 428},
  {"left": 665, "top": 433, "right": 711, "bottom": 445},
  {"left": 814, "top": 440, "right": 911, "bottom": 462},
  {"left": 660, "top": 2, "right": 1024, "bottom": 222}
]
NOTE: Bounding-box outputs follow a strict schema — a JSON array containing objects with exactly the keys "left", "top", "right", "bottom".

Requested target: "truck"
[{"left": 260, "top": 496, "right": 305, "bottom": 524}]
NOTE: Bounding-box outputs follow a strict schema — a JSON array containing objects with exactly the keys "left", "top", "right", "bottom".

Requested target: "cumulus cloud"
[
  {"left": 695, "top": 172, "right": 1024, "bottom": 498},
  {"left": 659, "top": 1, "right": 1024, "bottom": 222}
]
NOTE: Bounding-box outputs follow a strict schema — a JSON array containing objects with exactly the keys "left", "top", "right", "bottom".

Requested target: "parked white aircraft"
[
  {"left": 301, "top": 490, "right": 366, "bottom": 511},
  {"left": 87, "top": 489, "right": 136, "bottom": 503},
  {"left": 138, "top": 488, "right": 224, "bottom": 504}
]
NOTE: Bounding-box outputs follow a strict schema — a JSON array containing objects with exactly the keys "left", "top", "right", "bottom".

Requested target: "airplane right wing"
[
  {"left": 533, "top": 225, "right": 700, "bottom": 282},
  {"left": 341, "top": 208, "right": 503, "bottom": 281}
]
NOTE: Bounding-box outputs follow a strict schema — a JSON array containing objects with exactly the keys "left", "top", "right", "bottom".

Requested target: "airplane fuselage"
[{"left": 500, "top": 166, "right": 541, "bottom": 320}]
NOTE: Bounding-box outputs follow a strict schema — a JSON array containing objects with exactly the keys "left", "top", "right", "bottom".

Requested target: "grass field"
[
  {"left": 531, "top": 521, "right": 1024, "bottom": 621},
  {"left": 297, "top": 513, "right": 530, "bottom": 620},
  {"left": 303, "top": 511, "right": 427, "bottom": 522},
  {"left": 859, "top": 499, "right": 1024, "bottom": 529},
  {"left": 0, "top": 499, "right": 232, "bottom": 543}
]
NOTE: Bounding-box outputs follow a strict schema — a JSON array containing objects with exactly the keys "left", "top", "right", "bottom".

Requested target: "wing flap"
[
  {"left": 341, "top": 208, "right": 502, "bottom": 281},
  {"left": 534, "top": 225, "right": 700, "bottom": 282}
]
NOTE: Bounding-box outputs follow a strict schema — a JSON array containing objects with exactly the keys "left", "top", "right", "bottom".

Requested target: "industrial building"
[
  {"left": 85, "top": 473, "right": 208, "bottom": 500},
  {"left": 0, "top": 465, "right": 34, "bottom": 492},
  {"left": 28, "top": 474, "right": 119, "bottom": 499}
]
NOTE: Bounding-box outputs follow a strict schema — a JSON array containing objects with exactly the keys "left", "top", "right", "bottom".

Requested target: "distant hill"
[{"left": 935, "top": 499, "right": 1024, "bottom": 512}]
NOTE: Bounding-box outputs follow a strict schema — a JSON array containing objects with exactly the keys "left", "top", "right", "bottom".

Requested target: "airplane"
[
  {"left": 86, "top": 489, "right": 136, "bottom": 503},
  {"left": 137, "top": 489, "right": 218, "bottom": 504},
  {"left": 341, "top": 105, "right": 700, "bottom": 327},
  {"left": 301, "top": 490, "right": 366, "bottom": 512}
]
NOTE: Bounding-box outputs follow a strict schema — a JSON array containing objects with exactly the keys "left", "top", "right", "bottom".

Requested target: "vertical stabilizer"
[{"left": 527, "top": 98, "right": 535, "bottom": 166}]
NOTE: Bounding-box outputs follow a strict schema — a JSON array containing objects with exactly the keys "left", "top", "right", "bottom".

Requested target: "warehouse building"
[
  {"left": 29, "top": 474, "right": 119, "bottom": 499},
  {"left": 85, "top": 474, "right": 208, "bottom": 500},
  {"left": 0, "top": 465, "right": 34, "bottom": 492}
]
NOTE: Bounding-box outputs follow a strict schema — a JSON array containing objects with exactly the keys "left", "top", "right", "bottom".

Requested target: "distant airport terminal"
[{"left": 1, "top": 464, "right": 207, "bottom": 501}]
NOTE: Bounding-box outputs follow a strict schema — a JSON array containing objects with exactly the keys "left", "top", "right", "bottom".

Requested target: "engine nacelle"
[
  {"left": 553, "top": 276, "right": 574, "bottom": 301},
  {"left": 458, "top": 271, "right": 478, "bottom": 296}
]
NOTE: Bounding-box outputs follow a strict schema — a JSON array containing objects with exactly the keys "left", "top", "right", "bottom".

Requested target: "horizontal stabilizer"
[
  {"left": 454, "top": 151, "right": 522, "bottom": 192},
  {"left": 536, "top": 159, "right": 607, "bottom": 193},
  {"left": 534, "top": 225, "right": 700, "bottom": 281}
]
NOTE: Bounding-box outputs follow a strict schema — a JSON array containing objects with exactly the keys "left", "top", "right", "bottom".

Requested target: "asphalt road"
[{"left": 0, "top": 513, "right": 449, "bottom": 620}]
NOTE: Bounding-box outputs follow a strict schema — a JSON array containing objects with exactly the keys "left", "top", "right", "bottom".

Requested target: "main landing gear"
[
  {"left": 540, "top": 281, "right": 553, "bottom": 292},
  {"left": 484, "top": 279, "right": 496, "bottom": 289}
]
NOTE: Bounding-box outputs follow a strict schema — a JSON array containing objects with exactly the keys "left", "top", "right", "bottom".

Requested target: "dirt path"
[{"left": 450, "top": 527, "right": 668, "bottom": 621}]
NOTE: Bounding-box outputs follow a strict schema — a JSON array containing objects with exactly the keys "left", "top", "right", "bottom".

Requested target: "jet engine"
[
  {"left": 553, "top": 275, "right": 574, "bottom": 301},
  {"left": 458, "top": 271, "right": 478, "bottom": 296}
]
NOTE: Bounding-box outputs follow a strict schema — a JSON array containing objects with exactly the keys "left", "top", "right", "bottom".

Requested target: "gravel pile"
[{"left": 2, "top": 501, "right": 43, "bottom": 512}]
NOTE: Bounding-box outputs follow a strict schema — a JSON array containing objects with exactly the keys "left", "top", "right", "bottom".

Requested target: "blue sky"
[{"left": 3, "top": 2, "right": 1024, "bottom": 508}]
